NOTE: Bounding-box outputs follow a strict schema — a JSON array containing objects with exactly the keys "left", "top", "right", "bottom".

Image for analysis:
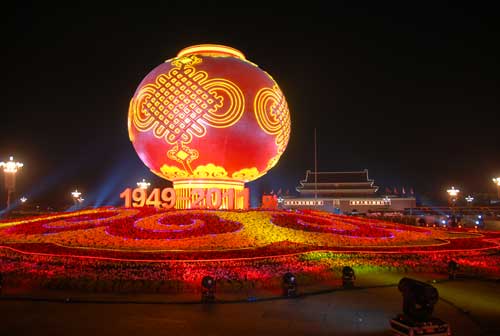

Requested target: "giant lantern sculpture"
[{"left": 128, "top": 44, "right": 291, "bottom": 209}]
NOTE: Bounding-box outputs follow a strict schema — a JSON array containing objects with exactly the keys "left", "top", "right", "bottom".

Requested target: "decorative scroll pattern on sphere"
[
  {"left": 265, "top": 155, "right": 280, "bottom": 172},
  {"left": 254, "top": 85, "right": 291, "bottom": 154}
]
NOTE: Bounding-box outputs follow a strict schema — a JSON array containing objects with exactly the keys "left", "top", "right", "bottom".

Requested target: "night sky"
[{"left": 2, "top": 2, "right": 499, "bottom": 208}]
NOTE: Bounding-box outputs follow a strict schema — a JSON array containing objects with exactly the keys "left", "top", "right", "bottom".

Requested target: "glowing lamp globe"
[{"left": 128, "top": 44, "right": 291, "bottom": 208}]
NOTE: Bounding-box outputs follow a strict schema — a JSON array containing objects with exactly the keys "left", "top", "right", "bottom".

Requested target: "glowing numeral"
[
  {"left": 161, "top": 188, "right": 176, "bottom": 209},
  {"left": 146, "top": 188, "right": 162, "bottom": 207},
  {"left": 222, "top": 188, "right": 235, "bottom": 210},
  {"left": 191, "top": 188, "right": 205, "bottom": 209},
  {"left": 120, "top": 188, "right": 132, "bottom": 208},
  {"left": 206, "top": 188, "right": 222, "bottom": 209},
  {"left": 236, "top": 188, "right": 250, "bottom": 210},
  {"left": 243, "top": 188, "right": 250, "bottom": 209},
  {"left": 132, "top": 188, "right": 146, "bottom": 207},
  {"left": 120, "top": 186, "right": 250, "bottom": 210}
]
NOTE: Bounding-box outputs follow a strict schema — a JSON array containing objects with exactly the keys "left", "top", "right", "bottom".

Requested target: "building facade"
[{"left": 281, "top": 169, "right": 416, "bottom": 214}]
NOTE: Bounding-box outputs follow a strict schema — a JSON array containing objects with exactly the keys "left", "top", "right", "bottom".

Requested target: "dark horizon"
[{"left": 2, "top": 3, "right": 499, "bottom": 209}]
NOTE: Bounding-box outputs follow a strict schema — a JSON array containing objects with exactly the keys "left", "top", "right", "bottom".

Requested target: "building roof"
[
  {"left": 300, "top": 184, "right": 375, "bottom": 190},
  {"left": 296, "top": 169, "right": 379, "bottom": 196},
  {"left": 300, "top": 170, "right": 374, "bottom": 184}
]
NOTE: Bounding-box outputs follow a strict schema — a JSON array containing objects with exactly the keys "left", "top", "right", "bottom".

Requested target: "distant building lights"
[{"left": 284, "top": 200, "right": 324, "bottom": 206}]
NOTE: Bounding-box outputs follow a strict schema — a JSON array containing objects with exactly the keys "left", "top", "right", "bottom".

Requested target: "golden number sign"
[{"left": 119, "top": 187, "right": 249, "bottom": 210}]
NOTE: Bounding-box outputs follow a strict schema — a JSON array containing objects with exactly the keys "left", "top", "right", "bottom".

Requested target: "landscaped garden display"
[{"left": 0, "top": 207, "right": 498, "bottom": 294}]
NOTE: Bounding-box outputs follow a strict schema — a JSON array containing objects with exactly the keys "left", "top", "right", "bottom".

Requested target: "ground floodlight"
[
  {"left": 342, "top": 266, "right": 356, "bottom": 288},
  {"left": 398, "top": 277, "right": 439, "bottom": 322},
  {"left": 201, "top": 275, "right": 216, "bottom": 303},
  {"left": 282, "top": 272, "right": 297, "bottom": 297}
]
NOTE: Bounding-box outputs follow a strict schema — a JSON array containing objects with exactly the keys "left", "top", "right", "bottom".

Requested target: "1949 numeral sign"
[{"left": 119, "top": 187, "right": 249, "bottom": 210}]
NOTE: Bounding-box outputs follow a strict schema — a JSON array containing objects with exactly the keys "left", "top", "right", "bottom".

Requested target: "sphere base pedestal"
[{"left": 173, "top": 179, "right": 249, "bottom": 210}]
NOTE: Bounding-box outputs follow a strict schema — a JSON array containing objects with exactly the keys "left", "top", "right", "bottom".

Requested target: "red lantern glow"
[{"left": 128, "top": 44, "right": 291, "bottom": 208}]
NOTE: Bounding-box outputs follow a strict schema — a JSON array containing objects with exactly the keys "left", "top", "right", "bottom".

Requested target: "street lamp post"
[
  {"left": 492, "top": 177, "right": 500, "bottom": 200},
  {"left": 71, "top": 189, "right": 83, "bottom": 207},
  {"left": 446, "top": 187, "right": 460, "bottom": 223},
  {"left": 0, "top": 156, "right": 24, "bottom": 208},
  {"left": 465, "top": 195, "right": 474, "bottom": 206},
  {"left": 137, "top": 179, "right": 151, "bottom": 190},
  {"left": 446, "top": 186, "right": 460, "bottom": 206}
]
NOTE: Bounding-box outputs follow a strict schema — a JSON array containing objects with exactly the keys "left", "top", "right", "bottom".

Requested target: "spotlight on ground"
[
  {"left": 398, "top": 277, "right": 438, "bottom": 321},
  {"left": 201, "top": 276, "right": 216, "bottom": 303},
  {"left": 389, "top": 277, "right": 451, "bottom": 335},
  {"left": 341, "top": 266, "right": 356, "bottom": 288},
  {"left": 282, "top": 272, "right": 297, "bottom": 297},
  {"left": 447, "top": 260, "right": 459, "bottom": 280}
]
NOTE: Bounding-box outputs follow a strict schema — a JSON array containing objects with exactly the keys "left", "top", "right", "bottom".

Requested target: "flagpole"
[{"left": 314, "top": 128, "right": 317, "bottom": 200}]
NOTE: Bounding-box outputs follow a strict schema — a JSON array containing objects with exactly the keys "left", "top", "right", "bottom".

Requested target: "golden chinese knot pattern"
[
  {"left": 130, "top": 55, "right": 245, "bottom": 173},
  {"left": 253, "top": 84, "right": 291, "bottom": 154}
]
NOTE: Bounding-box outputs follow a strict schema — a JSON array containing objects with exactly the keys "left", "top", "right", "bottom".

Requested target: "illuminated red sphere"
[{"left": 128, "top": 44, "right": 291, "bottom": 187}]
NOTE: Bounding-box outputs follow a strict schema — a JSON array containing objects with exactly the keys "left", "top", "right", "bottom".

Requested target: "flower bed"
[
  {"left": 0, "top": 207, "right": 498, "bottom": 294},
  {"left": 271, "top": 213, "right": 393, "bottom": 238},
  {"left": 108, "top": 213, "right": 242, "bottom": 240},
  {"left": 0, "top": 207, "right": 493, "bottom": 253}
]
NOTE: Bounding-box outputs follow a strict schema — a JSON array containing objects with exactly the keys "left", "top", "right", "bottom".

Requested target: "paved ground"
[{"left": 1, "top": 273, "right": 498, "bottom": 336}]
